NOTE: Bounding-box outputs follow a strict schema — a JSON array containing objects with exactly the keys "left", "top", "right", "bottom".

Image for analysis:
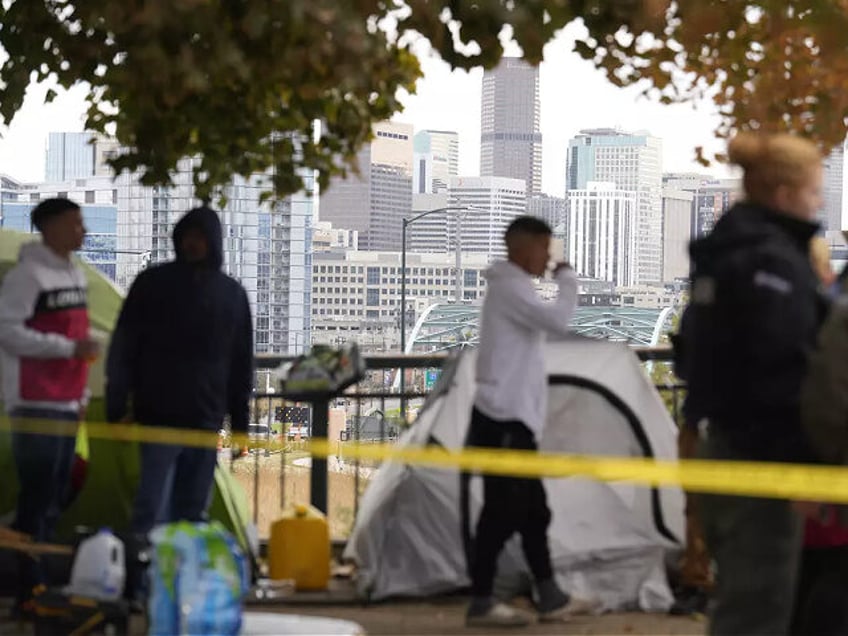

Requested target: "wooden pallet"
[{"left": 0, "top": 526, "right": 72, "bottom": 556}]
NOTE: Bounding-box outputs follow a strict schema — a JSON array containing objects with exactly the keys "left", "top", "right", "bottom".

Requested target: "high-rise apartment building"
[
  {"left": 566, "top": 182, "right": 637, "bottom": 287},
  {"left": 45, "top": 132, "right": 119, "bottom": 182},
  {"left": 448, "top": 176, "right": 527, "bottom": 262},
  {"left": 567, "top": 129, "right": 662, "bottom": 284},
  {"left": 480, "top": 58, "right": 542, "bottom": 195},
  {"left": 115, "top": 166, "right": 313, "bottom": 354},
  {"left": 413, "top": 130, "right": 459, "bottom": 194},
  {"left": 319, "top": 121, "right": 413, "bottom": 251}
]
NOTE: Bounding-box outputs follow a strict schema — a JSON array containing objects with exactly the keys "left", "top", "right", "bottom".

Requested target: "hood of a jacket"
[
  {"left": 18, "top": 241, "right": 78, "bottom": 271},
  {"left": 172, "top": 206, "right": 224, "bottom": 269},
  {"left": 690, "top": 201, "right": 820, "bottom": 269}
]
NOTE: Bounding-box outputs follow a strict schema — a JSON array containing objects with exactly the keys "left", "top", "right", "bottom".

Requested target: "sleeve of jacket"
[
  {"left": 105, "top": 272, "right": 146, "bottom": 422},
  {"left": 228, "top": 286, "right": 253, "bottom": 433},
  {"left": 499, "top": 268, "right": 578, "bottom": 337},
  {"left": 0, "top": 265, "right": 76, "bottom": 358}
]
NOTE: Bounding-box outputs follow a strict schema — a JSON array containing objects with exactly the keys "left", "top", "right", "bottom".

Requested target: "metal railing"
[{"left": 234, "top": 348, "right": 683, "bottom": 540}]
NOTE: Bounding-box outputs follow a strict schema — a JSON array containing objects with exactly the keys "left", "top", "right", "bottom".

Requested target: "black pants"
[
  {"left": 698, "top": 433, "right": 803, "bottom": 636},
  {"left": 792, "top": 546, "right": 848, "bottom": 636},
  {"left": 463, "top": 407, "right": 554, "bottom": 598},
  {"left": 10, "top": 407, "right": 79, "bottom": 602}
]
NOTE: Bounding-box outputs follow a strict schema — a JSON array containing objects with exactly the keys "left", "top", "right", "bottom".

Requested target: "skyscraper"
[
  {"left": 567, "top": 129, "right": 662, "bottom": 284},
  {"left": 448, "top": 176, "right": 527, "bottom": 262},
  {"left": 480, "top": 58, "right": 542, "bottom": 195},
  {"left": 413, "top": 130, "right": 459, "bottom": 194},
  {"left": 566, "top": 182, "right": 637, "bottom": 286},
  {"left": 319, "top": 121, "right": 414, "bottom": 251}
]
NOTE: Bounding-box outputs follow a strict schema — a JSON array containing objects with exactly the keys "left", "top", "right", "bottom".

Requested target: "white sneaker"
[
  {"left": 466, "top": 602, "right": 533, "bottom": 628},
  {"left": 538, "top": 597, "right": 600, "bottom": 623}
]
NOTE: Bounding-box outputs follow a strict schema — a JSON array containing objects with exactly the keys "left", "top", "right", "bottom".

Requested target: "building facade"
[
  {"left": 413, "top": 130, "right": 459, "bottom": 194},
  {"left": 823, "top": 142, "right": 845, "bottom": 241},
  {"left": 448, "top": 176, "right": 527, "bottom": 262},
  {"left": 113, "top": 159, "right": 313, "bottom": 355},
  {"left": 528, "top": 193, "right": 566, "bottom": 230},
  {"left": 311, "top": 249, "right": 490, "bottom": 348},
  {"left": 567, "top": 129, "right": 662, "bottom": 285},
  {"left": 480, "top": 58, "right": 542, "bottom": 195},
  {"left": 45, "top": 132, "right": 119, "bottom": 182},
  {"left": 319, "top": 121, "right": 413, "bottom": 251},
  {"left": 408, "top": 192, "right": 450, "bottom": 253},
  {"left": 663, "top": 174, "right": 741, "bottom": 239},
  {"left": 0, "top": 175, "right": 119, "bottom": 280},
  {"left": 661, "top": 187, "right": 694, "bottom": 282},
  {"left": 566, "top": 182, "right": 637, "bottom": 287},
  {"left": 313, "top": 221, "right": 358, "bottom": 251}
]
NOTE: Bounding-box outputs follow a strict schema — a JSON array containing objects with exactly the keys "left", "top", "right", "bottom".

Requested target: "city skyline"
[{"left": 0, "top": 26, "right": 734, "bottom": 196}]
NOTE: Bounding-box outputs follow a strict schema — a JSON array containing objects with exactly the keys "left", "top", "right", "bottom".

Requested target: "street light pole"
[{"left": 399, "top": 205, "right": 467, "bottom": 420}]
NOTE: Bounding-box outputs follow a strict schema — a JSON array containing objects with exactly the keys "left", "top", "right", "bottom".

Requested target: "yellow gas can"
[{"left": 268, "top": 504, "right": 331, "bottom": 590}]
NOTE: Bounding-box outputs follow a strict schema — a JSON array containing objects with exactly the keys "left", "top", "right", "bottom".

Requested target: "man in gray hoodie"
[{"left": 464, "top": 216, "right": 594, "bottom": 627}]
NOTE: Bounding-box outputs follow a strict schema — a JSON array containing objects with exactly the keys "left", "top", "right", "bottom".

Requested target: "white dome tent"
[{"left": 344, "top": 337, "right": 685, "bottom": 612}]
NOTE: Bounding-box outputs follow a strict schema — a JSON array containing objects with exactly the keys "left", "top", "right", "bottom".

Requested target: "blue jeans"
[
  {"left": 131, "top": 442, "right": 218, "bottom": 536},
  {"left": 10, "top": 407, "right": 79, "bottom": 601}
]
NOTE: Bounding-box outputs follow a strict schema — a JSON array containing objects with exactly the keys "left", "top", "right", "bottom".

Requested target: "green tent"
[{"left": 0, "top": 229, "right": 252, "bottom": 551}]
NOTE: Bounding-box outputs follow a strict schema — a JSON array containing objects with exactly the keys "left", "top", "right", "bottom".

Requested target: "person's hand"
[
  {"left": 73, "top": 338, "right": 101, "bottom": 361},
  {"left": 793, "top": 500, "right": 822, "bottom": 519},
  {"left": 552, "top": 262, "right": 572, "bottom": 276}
]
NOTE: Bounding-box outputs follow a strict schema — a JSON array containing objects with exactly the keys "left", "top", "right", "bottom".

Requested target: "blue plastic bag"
[{"left": 149, "top": 521, "right": 249, "bottom": 636}]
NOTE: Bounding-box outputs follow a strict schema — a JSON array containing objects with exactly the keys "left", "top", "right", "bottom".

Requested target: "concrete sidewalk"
[{"left": 274, "top": 599, "right": 705, "bottom": 635}]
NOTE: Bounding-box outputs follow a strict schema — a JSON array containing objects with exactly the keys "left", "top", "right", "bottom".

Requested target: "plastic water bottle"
[{"left": 66, "top": 528, "right": 126, "bottom": 601}]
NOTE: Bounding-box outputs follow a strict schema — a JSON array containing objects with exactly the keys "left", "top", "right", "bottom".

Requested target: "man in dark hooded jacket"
[{"left": 106, "top": 206, "right": 253, "bottom": 540}]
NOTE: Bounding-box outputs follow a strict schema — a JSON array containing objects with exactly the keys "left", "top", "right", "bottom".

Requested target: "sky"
[{"left": 0, "top": 26, "right": 733, "bottom": 194}]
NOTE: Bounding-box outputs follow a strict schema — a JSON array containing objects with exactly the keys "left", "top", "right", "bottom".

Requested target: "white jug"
[{"left": 66, "top": 528, "right": 125, "bottom": 601}]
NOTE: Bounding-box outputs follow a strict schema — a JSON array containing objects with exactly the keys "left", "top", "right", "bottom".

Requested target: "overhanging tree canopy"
[{"left": 1, "top": 1, "right": 845, "bottom": 200}]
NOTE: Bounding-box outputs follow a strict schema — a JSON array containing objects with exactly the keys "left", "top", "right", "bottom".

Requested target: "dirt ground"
[{"left": 230, "top": 453, "right": 369, "bottom": 539}]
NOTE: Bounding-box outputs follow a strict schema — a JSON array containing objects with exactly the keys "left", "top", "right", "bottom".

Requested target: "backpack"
[{"left": 801, "top": 282, "right": 848, "bottom": 464}]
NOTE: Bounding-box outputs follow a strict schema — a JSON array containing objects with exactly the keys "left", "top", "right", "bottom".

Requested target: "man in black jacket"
[{"left": 106, "top": 206, "right": 253, "bottom": 539}]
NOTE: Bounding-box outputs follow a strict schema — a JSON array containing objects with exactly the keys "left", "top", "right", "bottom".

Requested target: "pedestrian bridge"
[{"left": 405, "top": 302, "right": 679, "bottom": 353}]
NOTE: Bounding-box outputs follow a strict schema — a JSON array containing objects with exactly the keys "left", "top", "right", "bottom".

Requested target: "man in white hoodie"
[
  {"left": 0, "top": 198, "right": 99, "bottom": 613},
  {"left": 465, "top": 216, "right": 592, "bottom": 627}
]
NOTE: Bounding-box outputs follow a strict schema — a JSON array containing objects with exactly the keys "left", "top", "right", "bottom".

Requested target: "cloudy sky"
[{"left": 0, "top": 26, "right": 732, "bottom": 194}]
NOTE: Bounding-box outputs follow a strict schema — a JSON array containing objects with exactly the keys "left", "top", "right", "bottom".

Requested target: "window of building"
[
  {"left": 367, "top": 267, "right": 380, "bottom": 285},
  {"left": 85, "top": 190, "right": 95, "bottom": 204},
  {"left": 367, "top": 288, "right": 380, "bottom": 306}
]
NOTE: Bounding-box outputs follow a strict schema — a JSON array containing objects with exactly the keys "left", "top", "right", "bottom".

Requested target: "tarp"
[
  {"left": 0, "top": 230, "right": 252, "bottom": 551},
  {"left": 344, "top": 338, "right": 685, "bottom": 611}
]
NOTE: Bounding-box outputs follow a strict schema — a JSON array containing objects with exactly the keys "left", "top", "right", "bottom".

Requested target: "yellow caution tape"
[{"left": 2, "top": 416, "right": 848, "bottom": 504}]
